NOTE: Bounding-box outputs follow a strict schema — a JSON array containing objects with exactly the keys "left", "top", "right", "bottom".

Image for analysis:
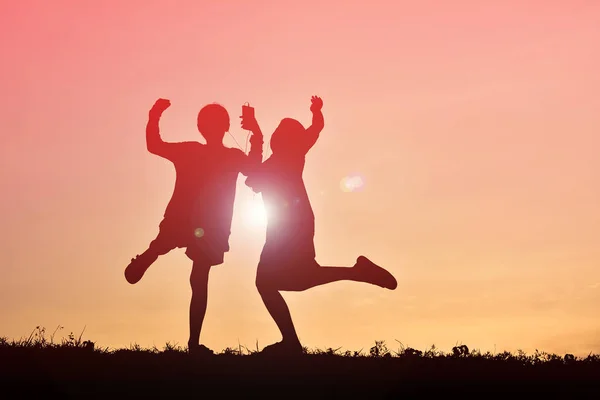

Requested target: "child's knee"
[
  {"left": 148, "top": 238, "right": 171, "bottom": 257},
  {"left": 256, "top": 273, "right": 275, "bottom": 295},
  {"left": 255, "top": 274, "right": 266, "bottom": 292}
]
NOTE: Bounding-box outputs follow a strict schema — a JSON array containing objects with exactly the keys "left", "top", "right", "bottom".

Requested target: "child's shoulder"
[
  {"left": 162, "top": 141, "right": 204, "bottom": 159},
  {"left": 176, "top": 141, "right": 204, "bottom": 150},
  {"left": 224, "top": 146, "right": 247, "bottom": 162}
]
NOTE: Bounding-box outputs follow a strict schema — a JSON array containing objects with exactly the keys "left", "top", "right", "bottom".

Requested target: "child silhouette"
[
  {"left": 244, "top": 96, "right": 397, "bottom": 355},
  {"left": 125, "top": 98, "right": 263, "bottom": 355}
]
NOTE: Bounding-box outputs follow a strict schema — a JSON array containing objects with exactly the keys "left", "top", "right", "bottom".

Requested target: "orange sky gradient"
[{"left": 1, "top": 0, "right": 599, "bottom": 356}]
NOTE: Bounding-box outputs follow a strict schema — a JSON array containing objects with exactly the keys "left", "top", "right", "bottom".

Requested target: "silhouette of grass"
[{"left": 1, "top": 327, "right": 599, "bottom": 398}]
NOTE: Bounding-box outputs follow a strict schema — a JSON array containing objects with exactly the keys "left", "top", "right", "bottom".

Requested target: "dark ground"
[{"left": 1, "top": 343, "right": 599, "bottom": 399}]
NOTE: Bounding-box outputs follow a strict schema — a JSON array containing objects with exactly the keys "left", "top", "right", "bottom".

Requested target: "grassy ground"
[{"left": 1, "top": 327, "right": 599, "bottom": 398}]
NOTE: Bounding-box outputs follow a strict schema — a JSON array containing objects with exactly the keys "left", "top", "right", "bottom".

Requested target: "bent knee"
[
  {"left": 255, "top": 274, "right": 269, "bottom": 294},
  {"left": 256, "top": 271, "right": 280, "bottom": 295}
]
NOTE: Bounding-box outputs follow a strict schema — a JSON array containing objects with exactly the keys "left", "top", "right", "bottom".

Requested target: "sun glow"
[{"left": 243, "top": 195, "right": 268, "bottom": 229}]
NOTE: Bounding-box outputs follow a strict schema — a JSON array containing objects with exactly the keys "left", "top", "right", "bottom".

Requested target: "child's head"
[
  {"left": 270, "top": 118, "right": 306, "bottom": 155},
  {"left": 197, "top": 103, "right": 230, "bottom": 143}
]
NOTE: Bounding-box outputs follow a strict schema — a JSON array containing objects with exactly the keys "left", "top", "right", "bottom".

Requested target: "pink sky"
[{"left": 1, "top": 0, "right": 599, "bottom": 355}]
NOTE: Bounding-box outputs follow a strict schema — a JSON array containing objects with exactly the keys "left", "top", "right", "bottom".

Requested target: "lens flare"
[
  {"left": 194, "top": 228, "right": 205, "bottom": 238},
  {"left": 340, "top": 174, "right": 365, "bottom": 192}
]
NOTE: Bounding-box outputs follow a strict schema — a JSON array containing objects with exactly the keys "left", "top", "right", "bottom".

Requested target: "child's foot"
[
  {"left": 354, "top": 256, "right": 397, "bottom": 290},
  {"left": 259, "top": 340, "right": 303, "bottom": 357},
  {"left": 124, "top": 253, "right": 156, "bottom": 284},
  {"left": 188, "top": 343, "right": 214, "bottom": 358}
]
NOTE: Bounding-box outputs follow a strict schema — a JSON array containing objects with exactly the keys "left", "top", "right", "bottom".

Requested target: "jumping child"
[
  {"left": 244, "top": 96, "right": 397, "bottom": 355},
  {"left": 125, "top": 98, "right": 264, "bottom": 355}
]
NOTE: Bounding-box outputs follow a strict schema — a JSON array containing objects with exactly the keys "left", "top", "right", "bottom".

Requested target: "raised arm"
[
  {"left": 146, "top": 98, "right": 181, "bottom": 160},
  {"left": 238, "top": 108, "right": 264, "bottom": 176},
  {"left": 302, "top": 95, "right": 324, "bottom": 153}
]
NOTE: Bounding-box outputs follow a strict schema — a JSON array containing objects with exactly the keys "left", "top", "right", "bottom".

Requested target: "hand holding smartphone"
[
  {"left": 242, "top": 102, "right": 254, "bottom": 119},
  {"left": 240, "top": 102, "right": 257, "bottom": 131}
]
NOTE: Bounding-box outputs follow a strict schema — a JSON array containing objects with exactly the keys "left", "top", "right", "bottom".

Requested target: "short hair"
[{"left": 197, "top": 103, "right": 230, "bottom": 134}]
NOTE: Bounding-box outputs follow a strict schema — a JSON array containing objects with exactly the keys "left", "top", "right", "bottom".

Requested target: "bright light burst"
[
  {"left": 243, "top": 195, "right": 268, "bottom": 229},
  {"left": 340, "top": 174, "right": 365, "bottom": 192}
]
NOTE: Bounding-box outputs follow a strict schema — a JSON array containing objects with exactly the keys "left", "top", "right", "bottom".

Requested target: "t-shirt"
[
  {"left": 156, "top": 141, "right": 257, "bottom": 245},
  {"left": 246, "top": 153, "right": 315, "bottom": 241},
  {"left": 244, "top": 117, "right": 322, "bottom": 262}
]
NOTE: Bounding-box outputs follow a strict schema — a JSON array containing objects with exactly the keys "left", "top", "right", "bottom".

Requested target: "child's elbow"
[
  {"left": 147, "top": 143, "right": 160, "bottom": 155},
  {"left": 317, "top": 118, "right": 325, "bottom": 131},
  {"left": 146, "top": 138, "right": 166, "bottom": 155}
]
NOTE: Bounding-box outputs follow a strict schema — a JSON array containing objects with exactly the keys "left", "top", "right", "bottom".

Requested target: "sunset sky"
[{"left": 1, "top": 0, "right": 599, "bottom": 356}]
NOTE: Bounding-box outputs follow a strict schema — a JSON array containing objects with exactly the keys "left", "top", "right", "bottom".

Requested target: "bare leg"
[
  {"left": 283, "top": 265, "right": 359, "bottom": 291},
  {"left": 257, "top": 285, "right": 301, "bottom": 346},
  {"left": 188, "top": 261, "right": 210, "bottom": 349},
  {"left": 255, "top": 265, "right": 370, "bottom": 355},
  {"left": 255, "top": 257, "right": 396, "bottom": 355},
  {"left": 275, "top": 257, "right": 397, "bottom": 292}
]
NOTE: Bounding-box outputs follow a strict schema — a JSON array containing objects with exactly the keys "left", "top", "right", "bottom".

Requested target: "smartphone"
[{"left": 242, "top": 103, "right": 254, "bottom": 119}]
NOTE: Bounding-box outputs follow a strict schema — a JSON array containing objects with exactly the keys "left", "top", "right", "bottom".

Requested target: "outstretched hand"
[
  {"left": 150, "top": 98, "right": 171, "bottom": 115},
  {"left": 310, "top": 95, "right": 323, "bottom": 112}
]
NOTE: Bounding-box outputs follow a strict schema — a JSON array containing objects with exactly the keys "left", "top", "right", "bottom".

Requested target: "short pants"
[
  {"left": 148, "top": 218, "right": 229, "bottom": 265},
  {"left": 257, "top": 225, "right": 318, "bottom": 279}
]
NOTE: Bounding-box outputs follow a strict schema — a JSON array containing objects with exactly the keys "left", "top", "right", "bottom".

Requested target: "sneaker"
[
  {"left": 259, "top": 341, "right": 303, "bottom": 357},
  {"left": 354, "top": 256, "right": 397, "bottom": 290},
  {"left": 124, "top": 253, "right": 156, "bottom": 284},
  {"left": 188, "top": 344, "right": 214, "bottom": 358}
]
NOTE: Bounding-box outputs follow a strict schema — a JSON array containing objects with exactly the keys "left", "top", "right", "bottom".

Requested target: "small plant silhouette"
[
  {"left": 2, "top": 326, "right": 599, "bottom": 367},
  {"left": 370, "top": 340, "right": 390, "bottom": 357},
  {"left": 452, "top": 344, "right": 470, "bottom": 357},
  {"left": 2, "top": 327, "right": 598, "bottom": 397}
]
